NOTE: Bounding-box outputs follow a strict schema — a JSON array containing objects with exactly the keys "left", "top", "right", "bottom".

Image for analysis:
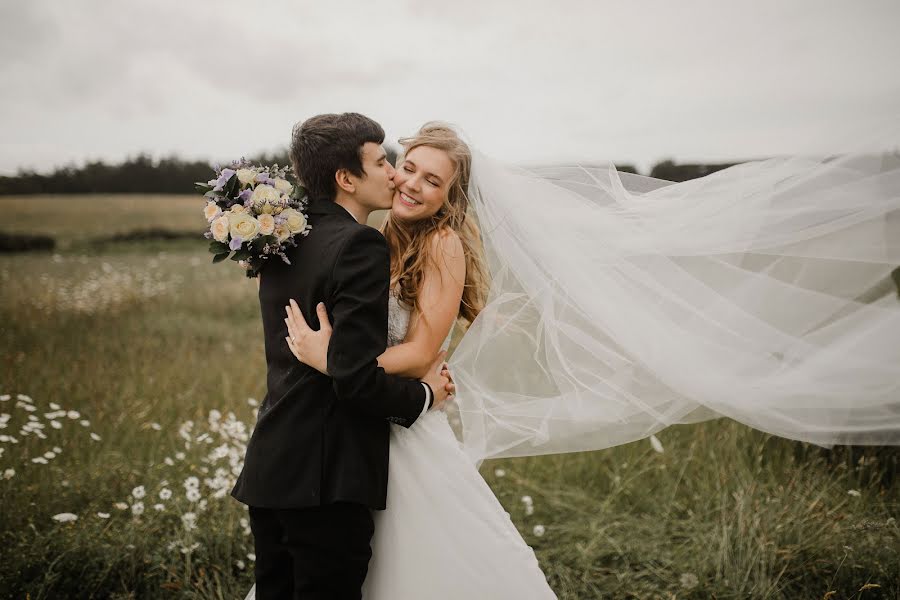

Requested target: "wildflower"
[
  {"left": 31, "top": 457, "right": 48, "bottom": 464},
  {"left": 50, "top": 421, "right": 62, "bottom": 430},
  {"left": 132, "top": 486, "right": 146, "bottom": 500},
  {"left": 0, "top": 394, "right": 9, "bottom": 401},
  {"left": 3, "top": 468, "right": 14, "bottom": 479},
  {"left": 532, "top": 525, "right": 545, "bottom": 537},
  {"left": 131, "top": 502, "right": 145, "bottom": 516},
  {"left": 247, "top": 552, "right": 256, "bottom": 562},
  {"left": 164, "top": 457, "right": 175, "bottom": 466},
  {"left": 153, "top": 503, "right": 165, "bottom": 511},
  {"left": 175, "top": 451, "right": 185, "bottom": 460},
  {"left": 114, "top": 502, "right": 128, "bottom": 510},
  {"left": 186, "top": 488, "right": 201, "bottom": 502},
  {"left": 236, "top": 560, "right": 246, "bottom": 570},
  {"left": 847, "top": 489, "right": 861, "bottom": 497},
  {"left": 184, "top": 476, "right": 199, "bottom": 489},
  {"left": 680, "top": 573, "right": 699, "bottom": 589},
  {"left": 525, "top": 504, "right": 534, "bottom": 516},
  {"left": 247, "top": 398, "right": 258, "bottom": 407},
  {"left": 67, "top": 411, "right": 80, "bottom": 419},
  {"left": 90, "top": 433, "right": 101, "bottom": 441},
  {"left": 53, "top": 446, "right": 62, "bottom": 453},
  {"left": 649, "top": 434, "right": 664, "bottom": 454},
  {"left": 494, "top": 468, "right": 506, "bottom": 478},
  {"left": 52, "top": 513, "right": 78, "bottom": 523},
  {"left": 97, "top": 512, "right": 110, "bottom": 519},
  {"left": 49, "top": 402, "right": 60, "bottom": 410},
  {"left": 181, "top": 542, "right": 200, "bottom": 555},
  {"left": 521, "top": 496, "right": 533, "bottom": 506},
  {"left": 149, "top": 422, "right": 161, "bottom": 431},
  {"left": 44, "top": 451, "right": 55, "bottom": 459},
  {"left": 159, "top": 488, "right": 173, "bottom": 500},
  {"left": 79, "top": 420, "right": 90, "bottom": 427},
  {"left": 182, "top": 512, "right": 198, "bottom": 531}
]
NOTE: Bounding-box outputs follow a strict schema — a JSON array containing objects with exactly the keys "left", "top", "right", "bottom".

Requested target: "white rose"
[
  {"left": 236, "top": 168, "right": 257, "bottom": 186},
  {"left": 250, "top": 184, "right": 280, "bottom": 208},
  {"left": 273, "top": 178, "right": 293, "bottom": 194},
  {"left": 203, "top": 201, "right": 221, "bottom": 222},
  {"left": 281, "top": 208, "right": 308, "bottom": 233},
  {"left": 257, "top": 213, "right": 275, "bottom": 236},
  {"left": 211, "top": 216, "right": 230, "bottom": 243},
  {"left": 230, "top": 203, "right": 246, "bottom": 214},
  {"left": 228, "top": 212, "right": 261, "bottom": 241},
  {"left": 274, "top": 223, "right": 291, "bottom": 243}
]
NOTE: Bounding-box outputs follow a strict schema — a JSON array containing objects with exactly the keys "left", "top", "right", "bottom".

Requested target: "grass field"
[{"left": 0, "top": 195, "right": 897, "bottom": 599}]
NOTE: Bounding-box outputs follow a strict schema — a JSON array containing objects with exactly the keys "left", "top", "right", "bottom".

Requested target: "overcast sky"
[{"left": 2, "top": 0, "right": 898, "bottom": 175}]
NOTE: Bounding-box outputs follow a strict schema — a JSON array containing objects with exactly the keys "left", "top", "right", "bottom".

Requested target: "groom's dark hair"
[{"left": 290, "top": 112, "right": 385, "bottom": 202}]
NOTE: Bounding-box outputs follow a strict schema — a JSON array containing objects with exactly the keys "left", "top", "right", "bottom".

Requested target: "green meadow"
[{"left": 0, "top": 195, "right": 896, "bottom": 599}]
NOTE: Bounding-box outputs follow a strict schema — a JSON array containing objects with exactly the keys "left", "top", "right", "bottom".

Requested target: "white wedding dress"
[
  {"left": 245, "top": 290, "right": 556, "bottom": 600},
  {"left": 360, "top": 292, "right": 556, "bottom": 599}
]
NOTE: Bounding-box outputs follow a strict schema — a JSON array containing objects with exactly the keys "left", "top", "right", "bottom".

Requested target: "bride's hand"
[{"left": 285, "top": 299, "right": 331, "bottom": 375}]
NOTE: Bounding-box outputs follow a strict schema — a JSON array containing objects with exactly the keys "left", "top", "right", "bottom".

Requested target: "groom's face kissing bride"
[
  {"left": 330, "top": 138, "right": 397, "bottom": 223},
  {"left": 348, "top": 142, "right": 396, "bottom": 211}
]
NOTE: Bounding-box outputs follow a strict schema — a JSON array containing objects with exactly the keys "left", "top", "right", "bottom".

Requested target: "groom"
[{"left": 231, "top": 112, "right": 451, "bottom": 599}]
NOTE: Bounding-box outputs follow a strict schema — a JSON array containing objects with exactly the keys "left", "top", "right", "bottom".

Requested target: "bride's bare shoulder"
[{"left": 429, "top": 227, "right": 463, "bottom": 258}]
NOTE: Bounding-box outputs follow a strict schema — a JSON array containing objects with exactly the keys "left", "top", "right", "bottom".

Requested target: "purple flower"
[
  {"left": 214, "top": 168, "right": 236, "bottom": 191},
  {"left": 239, "top": 189, "right": 252, "bottom": 203},
  {"left": 229, "top": 237, "right": 243, "bottom": 251},
  {"left": 255, "top": 172, "right": 273, "bottom": 185}
]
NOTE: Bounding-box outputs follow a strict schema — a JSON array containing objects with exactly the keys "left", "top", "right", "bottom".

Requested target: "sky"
[{"left": 2, "top": 0, "right": 899, "bottom": 175}]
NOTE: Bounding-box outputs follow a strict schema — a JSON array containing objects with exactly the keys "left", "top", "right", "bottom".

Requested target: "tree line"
[{"left": 0, "top": 152, "right": 738, "bottom": 195}]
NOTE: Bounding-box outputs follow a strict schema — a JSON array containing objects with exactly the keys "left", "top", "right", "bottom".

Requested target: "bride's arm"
[
  {"left": 283, "top": 229, "right": 465, "bottom": 377},
  {"left": 378, "top": 229, "right": 465, "bottom": 379}
]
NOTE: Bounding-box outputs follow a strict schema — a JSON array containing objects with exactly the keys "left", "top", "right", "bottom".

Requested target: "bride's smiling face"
[{"left": 391, "top": 146, "right": 455, "bottom": 222}]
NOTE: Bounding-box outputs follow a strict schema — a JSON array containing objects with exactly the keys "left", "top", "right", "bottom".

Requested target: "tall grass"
[{"left": 0, "top": 196, "right": 896, "bottom": 599}]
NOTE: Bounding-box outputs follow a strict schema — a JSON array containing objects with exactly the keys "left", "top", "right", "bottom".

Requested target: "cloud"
[{"left": 1, "top": 0, "right": 898, "bottom": 174}]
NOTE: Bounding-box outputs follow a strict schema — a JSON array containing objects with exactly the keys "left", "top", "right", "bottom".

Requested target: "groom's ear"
[{"left": 335, "top": 168, "right": 356, "bottom": 195}]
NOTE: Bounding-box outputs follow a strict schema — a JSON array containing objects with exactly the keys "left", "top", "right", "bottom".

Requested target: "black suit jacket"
[{"left": 231, "top": 199, "right": 427, "bottom": 510}]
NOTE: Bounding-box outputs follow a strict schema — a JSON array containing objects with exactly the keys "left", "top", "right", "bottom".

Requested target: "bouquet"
[{"left": 197, "top": 160, "right": 311, "bottom": 278}]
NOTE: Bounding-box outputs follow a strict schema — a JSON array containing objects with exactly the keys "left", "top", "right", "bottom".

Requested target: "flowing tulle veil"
[{"left": 450, "top": 133, "right": 900, "bottom": 464}]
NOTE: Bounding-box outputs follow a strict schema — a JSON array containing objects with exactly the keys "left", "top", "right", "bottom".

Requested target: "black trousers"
[{"left": 249, "top": 502, "right": 375, "bottom": 600}]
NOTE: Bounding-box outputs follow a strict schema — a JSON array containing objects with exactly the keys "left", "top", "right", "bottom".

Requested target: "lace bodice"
[{"left": 387, "top": 290, "right": 453, "bottom": 350}]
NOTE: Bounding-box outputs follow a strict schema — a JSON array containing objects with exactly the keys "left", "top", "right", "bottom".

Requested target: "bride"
[{"left": 263, "top": 120, "right": 900, "bottom": 598}]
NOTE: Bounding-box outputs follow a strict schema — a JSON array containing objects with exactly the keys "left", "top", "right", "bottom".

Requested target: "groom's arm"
[{"left": 326, "top": 226, "right": 429, "bottom": 427}]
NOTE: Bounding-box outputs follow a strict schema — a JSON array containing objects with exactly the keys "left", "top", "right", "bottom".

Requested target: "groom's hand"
[{"left": 421, "top": 351, "right": 451, "bottom": 411}]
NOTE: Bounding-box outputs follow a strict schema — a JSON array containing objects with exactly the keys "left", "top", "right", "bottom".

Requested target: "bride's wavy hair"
[{"left": 380, "top": 122, "right": 489, "bottom": 326}]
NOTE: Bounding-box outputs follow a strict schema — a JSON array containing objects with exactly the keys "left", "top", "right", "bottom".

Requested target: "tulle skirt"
[{"left": 361, "top": 409, "right": 555, "bottom": 599}]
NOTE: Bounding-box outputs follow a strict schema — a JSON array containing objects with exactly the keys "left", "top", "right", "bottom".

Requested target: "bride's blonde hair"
[{"left": 380, "top": 122, "right": 488, "bottom": 325}]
